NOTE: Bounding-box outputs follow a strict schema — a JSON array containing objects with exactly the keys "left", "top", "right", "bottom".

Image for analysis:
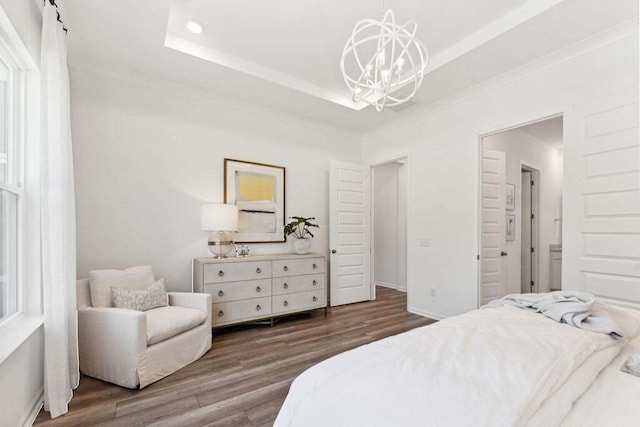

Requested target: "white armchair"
[{"left": 77, "top": 279, "right": 212, "bottom": 388}]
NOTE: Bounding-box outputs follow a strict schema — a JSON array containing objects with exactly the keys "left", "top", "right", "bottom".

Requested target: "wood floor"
[{"left": 34, "top": 286, "right": 435, "bottom": 427}]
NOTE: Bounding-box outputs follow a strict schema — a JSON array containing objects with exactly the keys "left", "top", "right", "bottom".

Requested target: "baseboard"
[
  {"left": 375, "top": 282, "right": 407, "bottom": 292},
  {"left": 19, "top": 388, "right": 43, "bottom": 427},
  {"left": 408, "top": 306, "right": 446, "bottom": 321}
]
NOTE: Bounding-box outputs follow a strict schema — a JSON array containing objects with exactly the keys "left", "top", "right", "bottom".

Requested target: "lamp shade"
[{"left": 201, "top": 204, "right": 238, "bottom": 231}]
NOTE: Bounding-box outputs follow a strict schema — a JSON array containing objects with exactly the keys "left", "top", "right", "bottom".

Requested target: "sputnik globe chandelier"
[{"left": 340, "top": 7, "right": 429, "bottom": 112}]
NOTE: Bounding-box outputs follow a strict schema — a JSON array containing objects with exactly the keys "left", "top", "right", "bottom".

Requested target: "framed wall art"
[
  {"left": 224, "top": 158, "right": 285, "bottom": 243},
  {"left": 505, "top": 183, "right": 515, "bottom": 210},
  {"left": 506, "top": 214, "right": 516, "bottom": 241}
]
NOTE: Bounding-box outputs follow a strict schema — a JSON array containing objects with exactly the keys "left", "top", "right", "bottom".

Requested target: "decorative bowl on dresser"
[{"left": 193, "top": 253, "right": 327, "bottom": 327}]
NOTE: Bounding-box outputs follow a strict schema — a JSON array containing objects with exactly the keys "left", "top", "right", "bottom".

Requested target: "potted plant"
[{"left": 283, "top": 216, "right": 319, "bottom": 255}]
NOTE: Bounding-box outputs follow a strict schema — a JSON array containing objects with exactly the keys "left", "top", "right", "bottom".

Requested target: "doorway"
[
  {"left": 479, "top": 116, "right": 563, "bottom": 305},
  {"left": 371, "top": 158, "right": 408, "bottom": 298}
]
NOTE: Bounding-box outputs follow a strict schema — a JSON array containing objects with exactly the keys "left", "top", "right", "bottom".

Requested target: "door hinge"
[
  {"left": 531, "top": 247, "right": 535, "bottom": 253},
  {"left": 531, "top": 280, "right": 535, "bottom": 288},
  {"left": 531, "top": 180, "right": 535, "bottom": 185},
  {"left": 476, "top": 254, "right": 480, "bottom": 260},
  {"left": 531, "top": 213, "right": 535, "bottom": 220}
]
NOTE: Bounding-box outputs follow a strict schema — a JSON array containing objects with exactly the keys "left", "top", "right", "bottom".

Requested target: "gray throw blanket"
[{"left": 484, "top": 291, "right": 629, "bottom": 339}]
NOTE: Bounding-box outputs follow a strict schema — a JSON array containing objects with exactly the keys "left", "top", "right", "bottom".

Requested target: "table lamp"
[{"left": 201, "top": 204, "right": 239, "bottom": 259}]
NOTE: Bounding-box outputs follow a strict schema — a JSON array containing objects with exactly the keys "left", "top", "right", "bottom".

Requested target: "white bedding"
[
  {"left": 525, "top": 342, "right": 624, "bottom": 427},
  {"left": 560, "top": 308, "right": 640, "bottom": 427},
  {"left": 275, "top": 305, "right": 633, "bottom": 427}
]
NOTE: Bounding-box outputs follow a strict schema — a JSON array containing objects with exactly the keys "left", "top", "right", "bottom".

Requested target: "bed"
[
  {"left": 274, "top": 298, "right": 640, "bottom": 427},
  {"left": 561, "top": 332, "right": 640, "bottom": 426}
]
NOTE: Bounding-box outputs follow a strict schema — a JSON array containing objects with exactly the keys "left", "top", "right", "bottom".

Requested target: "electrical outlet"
[
  {"left": 430, "top": 288, "right": 436, "bottom": 297},
  {"left": 420, "top": 238, "right": 430, "bottom": 247}
]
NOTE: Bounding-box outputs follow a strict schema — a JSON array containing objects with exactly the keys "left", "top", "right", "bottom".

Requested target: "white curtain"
[{"left": 41, "top": 1, "right": 79, "bottom": 418}]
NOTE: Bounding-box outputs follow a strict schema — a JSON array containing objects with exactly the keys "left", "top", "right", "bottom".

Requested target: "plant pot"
[{"left": 293, "top": 238, "right": 312, "bottom": 255}]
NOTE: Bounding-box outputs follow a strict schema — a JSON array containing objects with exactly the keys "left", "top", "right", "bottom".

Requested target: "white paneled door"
[
  {"left": 564, "top": 89, "right": 640, "bottom": 308},
  {"left": 481, "top": 150, "right": 507, "bottom": 306},
  {"left": 329, "top": 161, "right": 371, "bottom": 306}
]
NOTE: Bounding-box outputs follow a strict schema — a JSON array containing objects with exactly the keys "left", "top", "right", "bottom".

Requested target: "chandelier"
[{"left": 340, "top": 9, "right": 429, "bottom": 112}]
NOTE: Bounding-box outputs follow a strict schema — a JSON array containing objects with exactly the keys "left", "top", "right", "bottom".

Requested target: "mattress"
[{"left": 275, "top": 304, "right": 638, "bottom": 427}]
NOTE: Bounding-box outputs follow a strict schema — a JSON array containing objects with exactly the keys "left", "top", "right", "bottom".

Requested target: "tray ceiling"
[{"left": 63, "top": 0, "right": 639, "bottom": 132}]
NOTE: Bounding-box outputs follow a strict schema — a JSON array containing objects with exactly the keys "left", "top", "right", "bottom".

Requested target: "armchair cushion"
[
  {"left": 112, "top": 278, "right": 168, "bottom": 311},
  {"left": 145, "top": 306, "right": 207, "bottom": 345},
  {"left": 89, "top": 265, "right": 155, "bottom": 307}
]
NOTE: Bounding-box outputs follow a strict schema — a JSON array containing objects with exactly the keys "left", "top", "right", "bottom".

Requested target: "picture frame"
[
  {"left": 505, "top": 183, "right": 515, "bottom": 210},
  {"left": 224, "top": 158, "right": 286, "bottom": 243},
  {"left": 506, "top": 214, "right": 516, "bottom": 241},
  {"left": 235, "top": 244, "right": 251, "bottom": 258}
]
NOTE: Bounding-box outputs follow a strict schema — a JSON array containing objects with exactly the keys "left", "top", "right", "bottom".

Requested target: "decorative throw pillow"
[
  {"left": 112, "top": 278, "right": 168, "bottom": 312},
  {"left": 89, "top": 265, "right": 155, "bottom": 307},
  {"left": 621, "top": 350, "right": 640, "bottom": 377}
]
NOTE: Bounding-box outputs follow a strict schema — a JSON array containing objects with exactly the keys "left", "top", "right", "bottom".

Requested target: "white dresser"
[{"left": 193, "top": 253, "right": 327, "bottom": 327}]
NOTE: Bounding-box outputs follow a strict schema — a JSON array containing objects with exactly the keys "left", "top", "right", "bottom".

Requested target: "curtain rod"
[{"left": 44, "top": 0, "right": 68, "bottom": 33}]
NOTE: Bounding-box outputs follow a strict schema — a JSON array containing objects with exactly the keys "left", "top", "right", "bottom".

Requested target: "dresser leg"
[
  {"left": 324, "top": 306, "right": 328, "bottom": 317},
  {"left": 270, "top": 317, "right": 274, "bottom": 327}
]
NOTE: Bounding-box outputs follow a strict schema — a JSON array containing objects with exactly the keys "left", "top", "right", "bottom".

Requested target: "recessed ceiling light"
[{"left": 186, "top": 21, "right": 204, "bottom": 34}]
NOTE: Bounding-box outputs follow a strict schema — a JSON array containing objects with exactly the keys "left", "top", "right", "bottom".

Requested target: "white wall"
[
  {"left": 71, "top": 68, "right": 361, "bottom": 291},
  {"left": 0, "top": 328, "right": 44, "bottom": 426},
  {"left": 361, "top": 26, "right": 639, "bottom": 319},
  {"left": 483, "top": 128, "right": 563, "bottom": 295}
]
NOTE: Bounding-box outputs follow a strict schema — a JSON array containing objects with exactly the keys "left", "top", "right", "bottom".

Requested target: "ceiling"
[
  {"left": 62, "top": 0, "right": 638, "bottom": 133},
  {"left": 519, "top": 116, "right": 563, "bottom": 150}
]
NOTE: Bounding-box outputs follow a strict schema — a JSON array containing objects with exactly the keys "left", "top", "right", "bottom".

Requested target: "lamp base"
[{"left": 208, "top": 231, "right": 234, "bottom": 259}]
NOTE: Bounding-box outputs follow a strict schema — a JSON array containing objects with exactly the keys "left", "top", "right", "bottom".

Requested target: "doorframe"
[
  {"left": 520, "top": 161, "right": 540, "bottom": 294},
  {"left": 369, "top": 153, "right": 410, "bottom": 303},
  {"left": 476, "top": 112, "right": 564, "bottom": 308}
]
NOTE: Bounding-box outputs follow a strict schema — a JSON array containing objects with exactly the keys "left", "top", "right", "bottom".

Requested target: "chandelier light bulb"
[{"left": 340, "top": 9, "right": 429, "bottom": 112}]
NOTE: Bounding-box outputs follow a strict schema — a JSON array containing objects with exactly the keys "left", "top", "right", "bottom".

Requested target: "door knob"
[
  {"left": 331, "top": 249, "right": 337, "bottom": 254},
  {"left": 500, "top": 251, "right": 508, "bottom": 256}
]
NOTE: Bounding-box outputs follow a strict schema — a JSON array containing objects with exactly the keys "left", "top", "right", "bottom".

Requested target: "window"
[{"left": 0, "top": 47, "right": 22, "bottom": 325}]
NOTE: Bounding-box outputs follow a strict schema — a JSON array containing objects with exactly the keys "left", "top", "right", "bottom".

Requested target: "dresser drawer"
[
  {"left": 204, "top": 279, "right": 272, "bottom": 303},
  {"left": 272, "top": 274, "right": 325, "bottom": 295},
  {"left": 212, "top": 297, "right": 271, "bottom": 326},
  {"left": 203, "top": 260, "right": 271, "bottom": 284},
  {"left": 272, "top": 257, "right": 324, "bottom": 277},
  {"left": 272, "top": 289, "right": 326, "bottom": 314}
]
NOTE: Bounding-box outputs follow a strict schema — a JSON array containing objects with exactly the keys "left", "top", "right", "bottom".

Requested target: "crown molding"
[{"left": 426, "top": 0, "right": 565, "bottom": 73}]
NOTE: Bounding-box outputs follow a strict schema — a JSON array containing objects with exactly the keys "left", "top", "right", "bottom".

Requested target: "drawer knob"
[
  {"left": 284, "top": 301, "right": 289, "bottom": 307},
  {"left": 256, "top": 286, "right": 262, "bottom": 292},
  {"left": 256, "top": 268, "right": 261, "bottom": 274},
  {"left": 312, "top": 280, "right": 317, "bottom": 286},
  {"left": 218, "top": 310, "right": 224, "bottom": 317},
  {"left": 313, "top": 263, "right": 318, "bottom": 269},
  {"left": 218, "top": 270, "right": 224, "bottom": 277},
  {"left": 283, "top": 266, "right": 288, "bottom": 271},
  {"left": 313, "top": 296, "right": 317, "bottom": 302},
  {"left": 284, "top": 283, "right": 288, "bottom": 289},
  {"left": 256, "top": 304, "right": 261, "bottom": 311},
  {"left": 218, "top": 290, "right": 224, "bottom": 297}
]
